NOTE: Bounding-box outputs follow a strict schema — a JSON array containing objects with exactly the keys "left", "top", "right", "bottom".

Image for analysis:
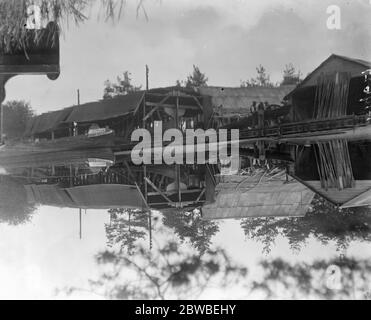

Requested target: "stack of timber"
[
  {"left": 313, "top": 72, "right": 351, "bottom": 119},
  {"left": 314, "top": 140, "right": 355, "bottom": 190}
]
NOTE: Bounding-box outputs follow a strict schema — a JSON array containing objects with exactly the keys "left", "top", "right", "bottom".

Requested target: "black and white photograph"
[{"left": 0, "top": 0, "right": 371, "bottom": 304}]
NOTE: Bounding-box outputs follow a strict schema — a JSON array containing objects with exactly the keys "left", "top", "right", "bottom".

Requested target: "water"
[{"left": 1, "top": 142, "right": 371, "bottom": 300}]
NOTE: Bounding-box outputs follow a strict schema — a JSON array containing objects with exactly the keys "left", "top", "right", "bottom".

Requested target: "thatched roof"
[{"left": 198, "top": 85, "right": 295, "bottom": 115}]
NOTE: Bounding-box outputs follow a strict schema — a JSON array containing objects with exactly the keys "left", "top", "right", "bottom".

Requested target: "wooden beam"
[
  {"left": 196, "top": 188, "right": 206, "bottom": 202},
  {"left": 143, "top": 106, "right": 160, "bottom": 121},
  {"left": 0, "top": 64, "right": 59, "bottom": 74},
  {"left": 192, "top": 96, "right": 204, "bottom": 111},
  {"left": 146, "top": 101, "right": 200, "bottom": 110},
  {"left": 144, "top": 177, "right": 174, "bottom": 204},
  {"left": 123, "top": 160, "right": 136, "bottom": 184},
  {"left": 135, "top": 182, "right": 151, "bottom": 211},
  {"left": 147, "top": 188, "right": 204, "bottom": 196}
]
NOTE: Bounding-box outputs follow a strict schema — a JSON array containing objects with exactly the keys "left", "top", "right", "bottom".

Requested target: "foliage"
[
  {"left": 0, "top": 0, "right": 146, "bottom": 54},
  {"left": 162, "top": 209, "right": 219, "bottom": 255},
  {"left": 103, "top": 71, "right": 142, "bottom": 99},
  {"left": 240, "top": 64, "right": 275, "bottom": 88},
  {"left": 176, "top": 65, "right": 208, "bottom": 89},
  {"left": 105, "top": 208, "right": 149, "bottom": 254},
  {"left": 67, "top": 241, "right": 247, "bottom": 299},
  {"left": 1, "top": 100, "right": 34, "bottom": 140},
  {"left": 0, "top": 175, "right": 36, "bottom": 225},
  {"left": 253, "top": 257, "right": 371, "bottom": 299},
  {"left": 281, "top": 63, "right": 302, "bottom": 85},
  {"left": 241, "top": 196, "right": 371, "bottom": 254}
]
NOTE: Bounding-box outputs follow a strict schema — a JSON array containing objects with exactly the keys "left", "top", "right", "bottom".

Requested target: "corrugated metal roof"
[{"left": 198, "top": 85, "right": 295, "bottom": 114}]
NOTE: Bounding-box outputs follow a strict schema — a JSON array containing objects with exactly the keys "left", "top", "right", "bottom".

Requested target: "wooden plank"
[
  {"left": 146, "top": 101, "right": 200, "bottom": 110},
  {"left": 144, "top": 177, "right": 174, "bottom": 204}
]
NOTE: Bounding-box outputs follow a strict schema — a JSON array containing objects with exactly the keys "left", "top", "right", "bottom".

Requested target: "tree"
[
  {"left": 65, "top": 241, "right": 247, "bottom": 299},
  {"left": 162, "top": 209, "right": 219, "bottom": 255},
  {"left": 281, "top": 63, "right": 302, "bottom": 85},
  {"left": 103, "top": 71, "right": 142, "bottom": 99},
  {"left": 1, "top": 100, "right": 34, "bottom": 140},
  {"left": 105, "top": 208, "right": 149, "bottom": 254},
  {"left": 0, "top": 1, "right": 145, "bottom": 54},
  {"left": 241, "top": 64, "right": 274, "bottom": 88},
  {"left": 241, "top": 196, "right": 371, "bottom": 254},
  {"left": 176, "top": 65, "right": 209, "bottom": 89},
  {"left": 252, "top": 257, "right": 371, "bottom": 299},
  {"left": 0, "top": 176, "right": 36, "bottom": 225}
]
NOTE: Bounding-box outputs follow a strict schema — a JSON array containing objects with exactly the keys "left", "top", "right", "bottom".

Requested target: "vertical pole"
[
  {"left": 69, "top": 164, "right": 73, "bottom": 187},
  {"left": 149, "top": 210, "right": 152, "bottom": 250},
  {"left": 146, "top": 65, "right": 149, "bottom": 91},
  {"left": 0, "top": 103, "right": 3, "bottom": 144},
  {"left": 175, "top": 92, "right": 181, "bottom": 207},
  {"left": 79, "top": 208, "right": 82, "bottom": 240},
  {"left": 143, "top": 65, "right": 152, "bottom": 238},
  {"left": 143, "top": 92, "right": 148, "bottom": 205},
  {"left": 74, "top": 90, "right": 80, "bottom": 137}
]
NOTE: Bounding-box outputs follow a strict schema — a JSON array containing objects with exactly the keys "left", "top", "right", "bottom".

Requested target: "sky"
[{"left": 3, "top": 0, "right": 371, "bottom": 114}]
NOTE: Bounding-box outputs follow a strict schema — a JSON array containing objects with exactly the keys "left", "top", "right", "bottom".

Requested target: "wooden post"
[
  {"left": 0, "top": 103, "right": 3, "bottom": 144},
  {"left": 69, "top": 164, "right": 73, "bottom": 187},
  {"left": 143, "top": 64, "right": 149, "bottom": 208},
  {"left": 175, "top": 92, "right": 182, "bottom": 207},
  {"left": 146, "top": 65, "right": 149, "bottom": 91},
  {"left": 77, "top": 89, "right": 80, "bottom": 105},
  {"left": 79, "top": 208, "right": 82, "bottom": 240},
  {"left": 143, "top": 95, "right": 148, "bottom": 204},
  {"left": 148, "top": 210, "right": 152, "bottom": 250}
]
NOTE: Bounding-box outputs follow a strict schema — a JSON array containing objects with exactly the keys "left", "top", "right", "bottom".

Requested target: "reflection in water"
[
  {"left": 162, "top": 209, "right": 219, "bottom": 255},
  {"left": 106, "top": 209, "right": 149, "bottom": 255},
  {"left": 241, "top": 196, "right": 371, "bottom": 254},
  {"left": 1, "top": 142, "right": 371, "bottom": 299},
  {"left": 0, "top": 175, "right": 36, "bottom": 225},
  {"left": 68, "top": 241, "right": 247, "bottom": 300},
  {"left": 254, "top": 257, "right": 371, "bottom": 300}
]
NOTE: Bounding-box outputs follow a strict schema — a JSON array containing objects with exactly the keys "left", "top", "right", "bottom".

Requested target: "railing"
[{"left": 239, "top": 114, "right": 369, "bottom": 140}]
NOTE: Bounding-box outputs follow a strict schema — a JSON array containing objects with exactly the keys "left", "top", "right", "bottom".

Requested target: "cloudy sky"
[{"left": 4, "top": 0, "right": 371, "bottom": 114}]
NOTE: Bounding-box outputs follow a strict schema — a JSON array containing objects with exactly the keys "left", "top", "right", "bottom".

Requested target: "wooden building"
[
  {"left": 198, "top": 85, "right": 295, "bottom": 127},
  {"left": 23, "top": 87, "right": 210, "bottom": 141},
  {"left": 284, "top": 54, "right": 371, "bottom": 121}
]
